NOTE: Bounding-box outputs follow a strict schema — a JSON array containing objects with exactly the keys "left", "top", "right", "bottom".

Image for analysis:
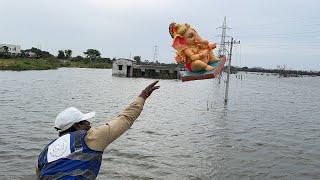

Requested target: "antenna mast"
[{"left": 153, "top": 45, "right": 158, "bottom": 63}]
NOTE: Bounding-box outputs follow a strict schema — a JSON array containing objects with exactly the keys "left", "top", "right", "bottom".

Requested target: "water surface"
[{"left": 0, "top": 68, "right": 319, "bottom": 179}]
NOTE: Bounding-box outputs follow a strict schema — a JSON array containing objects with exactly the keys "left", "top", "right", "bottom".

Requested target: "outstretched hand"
[{"left": 139, "top": 80, "right": 160, "bottom": 99}]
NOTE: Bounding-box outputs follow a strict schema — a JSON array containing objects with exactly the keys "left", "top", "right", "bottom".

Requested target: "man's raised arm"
[{"left": 85, "top": 81, "right": 160, "bottom": 151}]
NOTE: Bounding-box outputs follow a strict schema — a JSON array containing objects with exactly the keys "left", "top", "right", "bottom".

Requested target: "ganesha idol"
[{"left": 169, "top": 22, "right": 220, "bottom": 72}]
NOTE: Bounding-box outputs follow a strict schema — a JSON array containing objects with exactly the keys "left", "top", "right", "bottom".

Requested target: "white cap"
[{"left": 54, "top": 107, "right": 95, "bottom": 132}]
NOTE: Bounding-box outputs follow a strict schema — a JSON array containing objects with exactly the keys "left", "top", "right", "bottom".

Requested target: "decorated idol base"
[{"left": 180, "top": 56, "right": 227, "bottom": 82}]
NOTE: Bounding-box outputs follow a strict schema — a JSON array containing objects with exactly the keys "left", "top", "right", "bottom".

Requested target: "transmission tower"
[
  {"left": 217, "top": 16, "right": 231, "bottom": 56},
  {"left": 153, "top": 45, "right": 158, "bottom": 63},
  {"left": 216, "top": 16, "right": 231, "bottom": 84}
]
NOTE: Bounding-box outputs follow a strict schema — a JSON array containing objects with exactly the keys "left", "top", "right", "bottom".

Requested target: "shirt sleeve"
[{"left": 85, "top": 96, "right": 145, "bottom": 151}]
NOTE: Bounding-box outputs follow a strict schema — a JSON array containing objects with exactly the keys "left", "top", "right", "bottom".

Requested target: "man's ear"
[{"left": 73, "top": 123, "right": 81, "bottom": 130}]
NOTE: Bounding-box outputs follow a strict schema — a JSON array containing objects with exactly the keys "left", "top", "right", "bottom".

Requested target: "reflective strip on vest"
[{"left": 38, "top": 130, "right": 103, "bottom": 180}]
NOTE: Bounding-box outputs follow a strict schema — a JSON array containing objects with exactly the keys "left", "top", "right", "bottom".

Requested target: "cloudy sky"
[{"left": 1, "top": 0, "right": 319, "bottom": 70}]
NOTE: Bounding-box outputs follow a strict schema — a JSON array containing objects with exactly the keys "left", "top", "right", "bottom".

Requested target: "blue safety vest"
[{"left": 38, "top": 130, "right": 103, "bottom": 180}]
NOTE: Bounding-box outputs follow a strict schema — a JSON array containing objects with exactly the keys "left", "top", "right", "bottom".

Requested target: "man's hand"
[{"left": 139, "top": 81, "right": 160, "bottom": 99}]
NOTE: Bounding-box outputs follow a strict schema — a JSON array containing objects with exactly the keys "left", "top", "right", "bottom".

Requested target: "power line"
[
  {"left": 234, "top": 25, "right": 320, "bottom": 35},
  {"left": 243, "top": 39, "right": 320, "bottom": 43},
  {"left": 258, "top": 44, "right": 320, "bottom": 47},
  {"left": 238, "top": 31, "right": 320, "bottom": 38},
  {"left": 232, "top": 16, "right": 320, "bottom": 28}
]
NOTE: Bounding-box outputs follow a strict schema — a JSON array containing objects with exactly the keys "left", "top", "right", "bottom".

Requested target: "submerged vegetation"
[
  {"left": 0, "top": 58, "right": 60, "bottom": 71},
  {"left": 233, "top": 66, "right": 320, "bottom": 77}
]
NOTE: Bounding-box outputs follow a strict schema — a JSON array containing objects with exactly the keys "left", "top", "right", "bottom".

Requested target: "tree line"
[
  {"left": 228, "top": 66, "right": 320, "bottom": 76},
  {"left": 57, "top": 49, "right": 103, "bottom": 61},
  {"left": 0, "top": 47, "right": 112, "bottom": 62},
  {"left": 1, "top": 46, "right": 171, "bottom": 65}
]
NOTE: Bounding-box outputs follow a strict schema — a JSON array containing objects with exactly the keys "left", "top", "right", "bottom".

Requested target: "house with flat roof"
[
  {"left": 112, "top": 58, "right": 135, "bottom": 77},
  {"left": 0, "top": 44, "right": 21, "bottom": 55}
]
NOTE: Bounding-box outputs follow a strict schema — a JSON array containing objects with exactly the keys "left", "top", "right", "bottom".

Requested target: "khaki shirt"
[
  {"left": 85, "top": 96, "right": 145, "bottom": 151},
  {"left": 36, "top": 97, "right": 145, "bottom": 175}
]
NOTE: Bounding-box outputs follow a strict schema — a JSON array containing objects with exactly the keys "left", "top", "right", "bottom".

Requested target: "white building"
[
  {"left": 112, "top": 58, "right": 135, "bottom": 77},
  {"left": 0, "top": 44, "right": 21, "bottom": 55}
]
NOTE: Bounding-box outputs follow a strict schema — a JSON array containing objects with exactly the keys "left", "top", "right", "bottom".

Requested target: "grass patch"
[{"left": 0, "top": 58, "right": 112, "bottom": 71}]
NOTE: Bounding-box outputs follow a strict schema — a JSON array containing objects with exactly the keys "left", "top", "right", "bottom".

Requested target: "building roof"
[
  {"left": 0, "top": 44, "right": 20, "bottom": 47},
  {"left": 116, "top": 58, "right": 135, "bottom": 62}
]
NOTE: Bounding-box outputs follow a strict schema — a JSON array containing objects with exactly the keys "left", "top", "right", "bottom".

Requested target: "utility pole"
[
  {"left": 217, "top": 16, "right": 231, "bottom": 84},
  {"left": 224, "top": 37, "right": 240, "bottom": 105}
]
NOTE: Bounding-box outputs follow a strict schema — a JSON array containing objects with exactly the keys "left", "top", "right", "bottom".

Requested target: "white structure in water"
[
  {"left": 0, "top": 44, "right": 21, "bottom": 55},
  {"left": 112, "top": 58, "right": 135, "bottom": 77},
  {"left": 112, "top": 58, "right": 179, "bottom": 79}
]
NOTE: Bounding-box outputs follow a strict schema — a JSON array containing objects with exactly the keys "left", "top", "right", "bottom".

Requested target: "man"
[{"left": 36, "top": 81, "right": 160, "bottom": 179}]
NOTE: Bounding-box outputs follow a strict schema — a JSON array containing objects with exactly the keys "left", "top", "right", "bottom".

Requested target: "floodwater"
[{"left": 0, "top": 68, "right": 319, "bottom": 180}]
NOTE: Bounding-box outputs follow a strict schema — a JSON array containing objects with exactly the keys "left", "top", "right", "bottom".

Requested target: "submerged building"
[
  {"left": 112, "top": 58, "right": 180, "bottom": 79},
  {"left": 112, "top": 58, "right": 135, "bottom": 77}
]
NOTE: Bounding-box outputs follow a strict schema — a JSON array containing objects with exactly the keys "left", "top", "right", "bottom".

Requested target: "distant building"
[
  {"left": 0, "top": 44, "right": 21, "bottom": 55},
  {"left": 112, "top": 58, "right": 135, "bottom": 77},
  {"left": 23, "top": 50, "right": 37, "bottom": 58}
]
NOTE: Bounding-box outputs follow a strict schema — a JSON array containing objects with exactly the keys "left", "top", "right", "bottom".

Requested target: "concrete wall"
[
  {"left": 113, "top": 60, "right": 180, "bottom": 79},
  {"left": 112, "top": 58, "right": 134, "bottom": 77},
  {"left": 132, "top": 64, "right": 179, "bottom": 79}
]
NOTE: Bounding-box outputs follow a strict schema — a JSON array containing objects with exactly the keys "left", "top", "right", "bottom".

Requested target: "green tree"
[
  {"left": 72, "top": 55, "right": 84, "bottom": 61},
  {"left": 0, "top": 46, "right": 10, "bottom": 58},
  {"left": 133, "top": 56, "right": 141, "bottom": 64},
  {"left": 30, "top": 47, "right": 42, "bottom": 58},
  {"left": 3, "top": 46, "right": 9, "bottom": 56},
  {"left": 25, "top": 47, "right": 53, "bottom": 58},
  {"left": 57, "top": 50, "right": 66, "bottom": 59},
  {"left": 65, "top": 49, "right": 72, "bottom": 59},
  {"left": 3, "top": 46, "right": 9, "bottom": 55},
  {"left": 242, "top": 66, "right": 248, "bottom": 71},
  {"left": 41, "top": 50, "right": 54, "bottom": 58},
  {"left": 83, "top": 49, "right": 101, "bottom": 61}
]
